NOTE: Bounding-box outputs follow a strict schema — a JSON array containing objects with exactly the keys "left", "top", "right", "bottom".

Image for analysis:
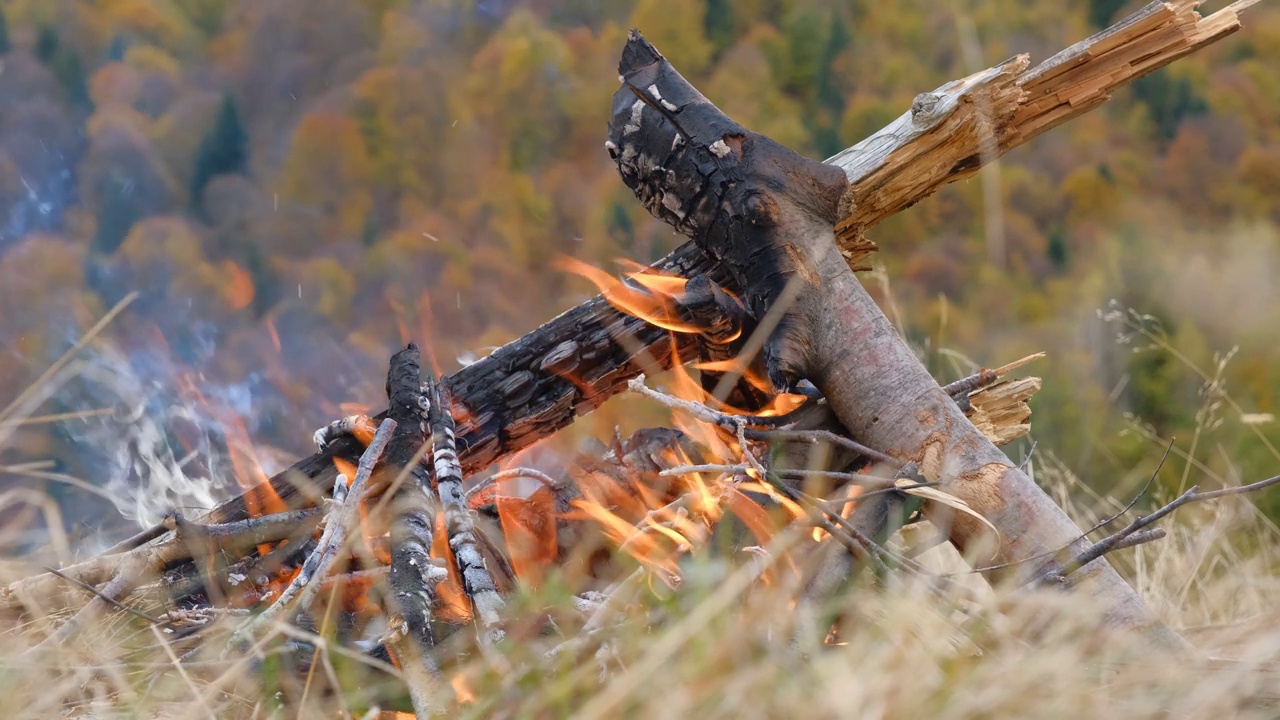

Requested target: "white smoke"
[{"left": 53, "top": 342, "right": 241, "bottom": 527}]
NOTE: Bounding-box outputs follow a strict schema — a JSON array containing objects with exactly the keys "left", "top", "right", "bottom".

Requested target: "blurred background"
[{"left": 0, "top": 0, "right": 1276, "bottom": 546}]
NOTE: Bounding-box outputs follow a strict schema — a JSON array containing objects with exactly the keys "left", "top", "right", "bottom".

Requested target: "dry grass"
[
  {"left": 2, "top": 300, "right": 1279, "bottom": 718},
  {"left": 3, "top": 461, "right": 1280, "bottom": 719}
]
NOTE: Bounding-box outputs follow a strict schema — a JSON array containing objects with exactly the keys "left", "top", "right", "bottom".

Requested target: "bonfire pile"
[{"left": 0, "top": 294, "right": 1043, "bottom": 713}]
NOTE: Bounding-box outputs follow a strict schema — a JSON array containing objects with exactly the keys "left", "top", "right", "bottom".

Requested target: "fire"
[
  {"left": 216, "top": 409, "right": 290, "bottom": 550},
  {"left": 556, "top": 256, "right": 703, "bottom": 334},
  {"left": 547, "top": 257, "right": 829, "bottom": 582},
  {"left": 450, "top": 672, "right": 477, "bottom": 704}
]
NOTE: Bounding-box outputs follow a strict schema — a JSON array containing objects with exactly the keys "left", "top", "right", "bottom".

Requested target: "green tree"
[
  {"left": 703, "top": 0, "right": 735, "bottom": 56},
  {"left": 51, "top": 51, "right": 90, "bottom": 109},
  {"left": 1088, "top": 0, "right": 1128, "bottom": 29},
  {"left": 35, "top": 26, "right": 58, "bottom": 63},
  {"left": 0, "top": 9, "right": 10, "bottom": 55},
  {"left": 33, "top": 26, "right": 90, "bottom": 108},
  {"left": 1132, "top": 69, "right": 1207, "bottom": 144},
  {"left": 93, "top": 179, "right": 147, "bottom": 254},
  {"left": 190, "top": 96, "right": 249, "bottom": 210}
]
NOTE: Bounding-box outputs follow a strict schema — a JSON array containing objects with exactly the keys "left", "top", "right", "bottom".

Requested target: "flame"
[
  {"left": 386, "top": 291, "right": 413, "bottom": 346},
  {"left": 416, "top": 290, "right": 443, "bottom": 377},
  {"left": 614, "top": 258, "right": 692, "bottom": 295},
  {"left": 556, "top": 256, "right": 702, "bottom": 334},
  {"left": 451, "top": 672, "right": 477, "bottom": 704},
  {"left": 495, "top": 487, "right": 558, "bottom": 588},
  {"left": 431, "top": 512, "right": 473, "bottom": 623},
  {"left": 528, "top": 258, "right": 830, "bottom": 587},
  {"left": 221, "top": 413, "right": 290, "bottom": 559},
  {"left": 571, "top": 497, "right": 679, "bottom": 576},
  {"left": 221, "top": 260, "right": 256, "bottom": 311}
]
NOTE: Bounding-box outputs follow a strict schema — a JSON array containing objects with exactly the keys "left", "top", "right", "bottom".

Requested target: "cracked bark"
[{"left": 607, "top": 31, "right": 1178, "bottom": 643}]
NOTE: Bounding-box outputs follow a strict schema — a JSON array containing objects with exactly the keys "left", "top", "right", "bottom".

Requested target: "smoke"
[{"left": 47, "top": 332, "right": 287, "bottom": 528}]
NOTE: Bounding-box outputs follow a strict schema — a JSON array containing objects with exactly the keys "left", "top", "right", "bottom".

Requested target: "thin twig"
[
  {"left": 1048, "top": 473, "right": 1280, "bottom": 585},
  {"left": 660, "top": 463, "right": 901, "bottom": 492},
  {"left": 750, "top": 428, "right": 902, "bottom": 469},
  {"left": 465, "top": 467, "right": 562, "bottom": 501},
  {"left": 631, "top": 373, "right": 902, "bottom": 468},
  {"left": 42, "top": 566, "right": 163, "bottom": 625},
  {"left": 941, "top": 352, "right": 1045, "bottom": 398},
  {"left": 1111, "top": 528, "right": 1166, "bottom": 551}
]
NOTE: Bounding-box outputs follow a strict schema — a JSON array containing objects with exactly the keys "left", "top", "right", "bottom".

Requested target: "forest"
[{"left": 0, "top": 1, "right": 1279, "bottom": 717}]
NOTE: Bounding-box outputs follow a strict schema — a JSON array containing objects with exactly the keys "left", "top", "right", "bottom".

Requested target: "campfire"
[
  {"left": 2, "top": 2, "right": 1276, "bottom": 717},
  {"left": 0, "top": 255, "right": 1043, "bottom": 715}
]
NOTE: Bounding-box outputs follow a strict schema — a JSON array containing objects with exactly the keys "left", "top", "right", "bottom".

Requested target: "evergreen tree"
[
  {"left": 190, "top": 96, "right": 249, "bottom": 210},
  {"left": 51, "top": 51, "right": 91, "bottom": 109},
  {"left": 1088, "top": 0, "right": 1128, "bottom": 29},
  {"left": 0, "top": 9, "right": 11, "bottom": 55},
  {"left": 703, "top": 0, "right": 735, "bottom": 56},
  {"left": 107, "top": 35, "right": 128, "bottom": 62},
  {"left": 1132, "top": 70, "right": 1207, "bottom": 144},
  {"left": 1047, "top": 227, "right": 1068, "bottom": 271},
  {"left": 35, "top": 26, "right": 58, "bottom": 63},
  {"left": 93, "top": 179, "right": 145, "bottom": 254}
]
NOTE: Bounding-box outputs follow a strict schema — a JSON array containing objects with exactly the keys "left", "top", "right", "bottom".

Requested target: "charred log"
[
  {"left": 380, "top": 344, "right": 447, "bottom": 680},
  {"left": 605, "top": 31, "right": 1176, "bottom": 643}
]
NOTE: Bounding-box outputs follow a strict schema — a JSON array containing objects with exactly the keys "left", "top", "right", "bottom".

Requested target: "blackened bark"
[{"left": 381, "top": 344, "right": 444, "bottom": 665}]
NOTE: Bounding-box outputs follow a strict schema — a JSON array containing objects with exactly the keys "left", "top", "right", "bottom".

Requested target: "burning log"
[
  {"left": 379, "top": 344, "right": 448, "bottom": 710},
  {"left": 604, "top": 30, "right": 1176, "bottom": 642}
]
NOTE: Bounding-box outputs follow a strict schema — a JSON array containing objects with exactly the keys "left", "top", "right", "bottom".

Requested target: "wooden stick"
[
  {"left": 829, "top": 0, "right": 1256, "bottom": 262},
  {"left": 430, "top": 382, "right": 505, "bottom": 644},
  {"left": 381, "top": 344, "right": 449, "bottom": 717},
  {"left": 3, "top": 508, "right": 323, "bottom": 612}
]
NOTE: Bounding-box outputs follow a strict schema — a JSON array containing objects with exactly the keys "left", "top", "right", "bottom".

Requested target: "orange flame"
[
  {"left": 221, "top": 413, "right": 291, "bottom": 561},
  {"left": 556, "top": 256, "right": 701, "bottom": 334},
  {"left": 431, "top": 512, "right": 473, "bottom": 623},
  {"left": 451, "top": 672, "right": 477, "bottom": 704},
  {"left": 496, "top": 488, "right": 558, "bottom": 588}
]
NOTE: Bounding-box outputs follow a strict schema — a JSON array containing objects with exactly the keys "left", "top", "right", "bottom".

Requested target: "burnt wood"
[{"left": 381, "top": 344, "right": 443, "bottom": 659}]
